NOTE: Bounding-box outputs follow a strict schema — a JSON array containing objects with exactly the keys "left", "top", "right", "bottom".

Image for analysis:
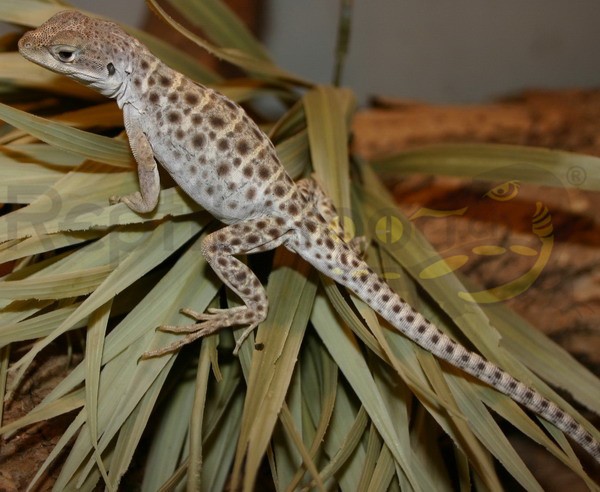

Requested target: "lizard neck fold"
[
  {"left": 113, "top": 75, "right": 133, "bottom": 109},
  {"left": 103, "top": 34, "right": 143, "bottom": 107}
]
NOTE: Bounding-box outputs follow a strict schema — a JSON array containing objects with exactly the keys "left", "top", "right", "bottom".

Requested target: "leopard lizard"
[{"left": 18, "top": 11, "right": 600, "bottom": 463}]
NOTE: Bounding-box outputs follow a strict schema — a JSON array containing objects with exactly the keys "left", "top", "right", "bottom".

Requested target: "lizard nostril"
[{"left": 18, "top": 36, "right": 31, "bottom": 50}]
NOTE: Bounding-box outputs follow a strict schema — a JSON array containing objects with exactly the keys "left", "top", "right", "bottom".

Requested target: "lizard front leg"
[
  {"left": 110, "top": 105, "right": 160, "bottom": 213},
  {"left": 143, "top": 217, "right": 293, "bottom": 357}
]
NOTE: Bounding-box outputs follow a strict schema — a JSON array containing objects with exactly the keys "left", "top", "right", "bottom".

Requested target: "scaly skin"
[{"left": 18, "top": 11, "right": 600, "bottom": 464}]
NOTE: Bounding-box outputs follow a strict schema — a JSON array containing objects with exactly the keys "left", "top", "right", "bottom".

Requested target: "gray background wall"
[{"left": 23, "top": 1, "right": 600, "bottom": 104}]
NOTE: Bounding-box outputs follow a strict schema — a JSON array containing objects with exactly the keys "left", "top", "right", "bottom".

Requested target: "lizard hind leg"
[
  {"left": 297, "top": 178, "right": 366, "bottom": 256},
  {"left": 143, "top": 218, "right": 293, "bottom": 358}
]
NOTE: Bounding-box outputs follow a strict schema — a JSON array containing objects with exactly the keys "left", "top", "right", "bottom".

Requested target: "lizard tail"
[{"left": 293, "top": 226, "right": 600, "bottom": 463}]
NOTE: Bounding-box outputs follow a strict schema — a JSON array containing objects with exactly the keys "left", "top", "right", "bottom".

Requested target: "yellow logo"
[{"left": 410, "top": 180, "right": 554, "bottom": 303}]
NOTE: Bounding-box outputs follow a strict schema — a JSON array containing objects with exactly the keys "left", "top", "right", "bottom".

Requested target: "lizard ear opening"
[{"left": 107, "top": 63, "right": 116, "bottom": 76}]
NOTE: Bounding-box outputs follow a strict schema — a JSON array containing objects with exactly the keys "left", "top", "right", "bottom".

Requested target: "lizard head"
[{"left": 19, "top": 11, "right": 135, "bottom": 99}]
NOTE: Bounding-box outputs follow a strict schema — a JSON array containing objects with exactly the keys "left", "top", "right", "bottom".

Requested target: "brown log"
[{"left": 353, "top": 90, "right": 600, "bottom": 159}]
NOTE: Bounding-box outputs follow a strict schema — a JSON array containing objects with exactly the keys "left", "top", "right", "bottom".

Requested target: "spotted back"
[{"left": 122, "top": 55, "right": 297, "bottom": 223}]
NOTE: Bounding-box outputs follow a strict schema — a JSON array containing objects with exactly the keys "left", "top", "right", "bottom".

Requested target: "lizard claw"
[
  {"left": 232, "top": 323, "right": 259, "bottom": 355},
  {"left": 142, "top": 306, "right": 263, "bottom": 358}
]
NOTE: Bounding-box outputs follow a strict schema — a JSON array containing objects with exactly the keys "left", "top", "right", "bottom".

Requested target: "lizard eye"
[
  {"left": 58, "top": 51, "right": 75, "bottom": 62},
  {"left": 51, "top": 46, "right": 78, "bottom": 63}
]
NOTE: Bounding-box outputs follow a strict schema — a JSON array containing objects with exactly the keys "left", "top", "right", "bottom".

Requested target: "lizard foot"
[{"left": 141, "top": 306, "right": 262, "bottom": 358}]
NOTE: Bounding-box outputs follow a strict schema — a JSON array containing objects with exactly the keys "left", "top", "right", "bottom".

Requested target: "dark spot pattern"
[
  {"left": 192, "top": 134, "right": 206, "bottom": 149},
  {"left": 216, "top": 163, "right": 230, "bottom": 177},
  {"left": 209, "top": 115, "right": 226, "bottom": 128},
  {"left": 258, "top": 165, "right": 270, "bottom": 179},
  {"left": 306, "top": 221, "right": 317, "bottom": 233},
  {"left": 267, "top": 228, "right": 280, "bottom": 238},
  {"left": 185, "top": 92, "right": 199, "bottom": 105},
  {"left": 236, "top": 140, "right": 250, "bottom": 156},
  {"left": 218, "top": 139, "right": 229, "bottom": 151}
]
